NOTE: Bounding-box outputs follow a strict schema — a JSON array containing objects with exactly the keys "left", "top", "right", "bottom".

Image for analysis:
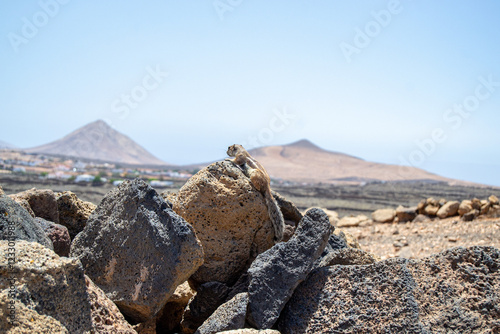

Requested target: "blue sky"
[{"left": 1, "top": 1, "right": 499, "bottom": 186}]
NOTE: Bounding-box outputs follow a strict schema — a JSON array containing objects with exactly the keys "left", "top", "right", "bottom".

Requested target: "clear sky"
[{"left": 1, "top": 1, "right": 499, "bottom": 186}]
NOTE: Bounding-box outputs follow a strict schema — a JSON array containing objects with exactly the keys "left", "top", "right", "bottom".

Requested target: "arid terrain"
[{"left": 2, "top": 171, "right": 499, "bottom": 263}]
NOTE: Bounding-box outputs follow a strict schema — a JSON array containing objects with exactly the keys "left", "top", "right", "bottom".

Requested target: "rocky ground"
[
  {"left": 344, "top": 216, "right": 500, "bottom": 260},
  {"left": 1, "top": 164, "right": 500, "bottom": 333}
]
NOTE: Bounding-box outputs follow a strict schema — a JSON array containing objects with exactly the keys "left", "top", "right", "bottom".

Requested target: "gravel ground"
[{"left": 342, "top": 216, "right": 500, "bottom": 260}]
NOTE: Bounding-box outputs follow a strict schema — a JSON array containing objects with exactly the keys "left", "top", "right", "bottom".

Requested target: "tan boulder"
[
  {"left": 458, "top": 200, "right": 473, "bottom": 216},
  {"left": 471, "top": 198, "right": 482, "bottom": 210},
  {"left": 85, "top": 275, "right": 137, "bottom": 333},
  {"left": 371, "top": 208, "right": 396, "bottom": 223},
  {"left": 156, "top": 281, "right": 196, "bottom": 333},
  {"left": 56, "top": 191, "right": 96, "bottom": 239},
  {"left": 337, "top": 214, "right": 369, "bottom": 227},
  {"left": 424, "top": 205, "right": 439, "bottom": 216},
  {"left": 0, "top": 240, "right": 92, "bottom": 333},
  {"left": 488, "top": 195, "right": 499, "bottom": 205},
  {"left": 436, "top": 201, "right": 460, "bottom": 219},
  {"left": 9, "top": 188, "right": 59, "bottom": 223},
  {"left": 173, "top": 161, "right": 276, "bottom": 286}
]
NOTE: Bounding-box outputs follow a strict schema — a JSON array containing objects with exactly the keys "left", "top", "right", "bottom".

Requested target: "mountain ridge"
[{"left": 25, "top": 120, "right": 167, "bottom": 166}]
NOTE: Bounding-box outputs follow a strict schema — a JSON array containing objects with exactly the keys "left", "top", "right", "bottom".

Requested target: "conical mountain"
[
  {"left": 26, "top": 120, "right": 167, "bottom": 166},
  {"left": 240, "top": 139, "right": 466, "bottom": 185}
]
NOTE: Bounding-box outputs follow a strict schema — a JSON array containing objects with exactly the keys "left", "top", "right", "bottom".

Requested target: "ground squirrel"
[{"left": 226, "top": 144, "right": 285, "bottom": 242}]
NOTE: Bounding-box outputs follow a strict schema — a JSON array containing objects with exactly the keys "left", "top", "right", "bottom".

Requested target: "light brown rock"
[
  {"left": 56, "top": 191, "right": 96, "bottom": 239},
  {"left": 337, "top": 215, "right": 369, "bottom": 227},
  {"left": 489, "top": 195, "right": 499, "bottom": 205},
  {"left": 9, "top": 188, "right": 59, "bottom": 223},
  {"left": 173, "top": 161, "right": 276, "bottom": 285},
  {"left": 0, "top": 292, "right": 69, "bottom": 334},
  {"left": 85, "top": 275, "right": 137, "bottom": 334},
  {"left": 371, "top": 208, "right": 396, "bottom": 223},
  {"left": 424, "top": 205, "right": 439, "bottom": 216},
  {"left": 471, "top": 198, "right": 482, "bottom": 210},
  {"left": 436, "top": 201, "right": 460, "bottom": 219},
  {"left": 458, "top": 200, "right": 473, "bottom": 216},
  {"left": 156, "top": 281, "right": 196, "bottom": 333},
  {"left": 0, "top": 240, "right": 92, "bottom": 333}
]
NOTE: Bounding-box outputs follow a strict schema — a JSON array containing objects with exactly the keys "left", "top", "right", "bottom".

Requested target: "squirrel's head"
[{"left": 227, "top": 144, "right": 243, "bottom": 157}]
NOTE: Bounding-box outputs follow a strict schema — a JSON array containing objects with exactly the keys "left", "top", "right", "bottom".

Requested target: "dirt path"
[{"left": 342, "top": 216, "right": 500, "bottom": 260}]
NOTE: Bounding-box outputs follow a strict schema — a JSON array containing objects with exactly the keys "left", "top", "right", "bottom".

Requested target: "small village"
[{"left": 0, "top": 149, "right": 194, "bottom": 188}]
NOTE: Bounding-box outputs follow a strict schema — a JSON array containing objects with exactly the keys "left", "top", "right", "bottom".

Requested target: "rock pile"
[
  {"left": 1, "top": 162, "right": 500, "bottom": 333},
  {"left": 367, "top": 195, "right": 500, "bottom": 225}
]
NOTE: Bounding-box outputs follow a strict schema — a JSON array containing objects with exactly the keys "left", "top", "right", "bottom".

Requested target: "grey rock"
[
  {"left": 0, "top": 240, "right": 92, "bottom": 333},
  {"left": 272, "top": 191, "right": 302, "bottom": 225},
  {"left": 70, "top": 179, "right": 203, "bottom": 322},
  {"left": 35, "top": 217, "right": 71, "bottom": 256},
  {"left": 181, "top": 281, "right": 230, "bottom": 334},
  {"left": 195, "top": 293, "right": 249, "bottom": 334},
  {"left": 247, "top": 208, "right": 332, "bottom": 329},
  {"left": 278, "top": 246, "right": 500, "bottom": 333},
  {"left": 0, "top": 195, "right": 53, "bottom": 249}
]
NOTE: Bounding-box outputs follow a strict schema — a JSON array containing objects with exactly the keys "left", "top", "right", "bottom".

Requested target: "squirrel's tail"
[{"left": 264, "top": 191, "right": 285, "bottom": 242}]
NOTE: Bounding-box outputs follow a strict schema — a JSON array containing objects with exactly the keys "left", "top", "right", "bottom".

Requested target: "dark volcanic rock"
[
  {"left": 181, "top": 281, "right": 230, "bottom": 334},
  {"left": 247, "top": 208, "right": 332, "bottom": 329},
  {"left": 70, "top": 179, "right": 203, "bottom": 323},
  {"left": 9, "top": 188, "right": 60, "bottom": 223},
  {"left": 278, "top": 246, "right": 500, "bottom": 333},
  {"left": 0, "top": 195, "right": 53, "bottom": 249},
  {"left": 35, "top": 217, "right": 71, "bottom": 256},
  {"left": 272, "top": 190, "right": 303, "bottom": 225},
  {"left": 195, "top": 293, "right": 249, "bottom": 334}
]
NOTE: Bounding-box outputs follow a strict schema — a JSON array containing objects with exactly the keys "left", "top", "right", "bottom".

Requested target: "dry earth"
[{"left": 343, "top": 216, "right": 500, "bottom": 260}]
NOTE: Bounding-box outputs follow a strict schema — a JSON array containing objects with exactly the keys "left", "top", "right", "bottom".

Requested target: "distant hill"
[
  {"left": 25, "top": 120, "right": 167, "bottom": 166},
  {"left": 185, "top": 139, "right": 476, "bottom": 186},
  {"left": 0, "top": 140, "right": 17, "bottom": 149}
]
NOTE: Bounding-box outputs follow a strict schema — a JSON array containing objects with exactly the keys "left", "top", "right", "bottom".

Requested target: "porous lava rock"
[
  {"left": 70, "top": 179, "right": 203, "bottom": 322},
  {"left": 56, "top": 191, "right": 96, "bottom": 239},
  {"left": 9, "top": 188, "right": 59, "bottom": 223},
  {"left": 173, "top": 161, "right": 276, "bottom": 286},
  {"left": 247, "top": 208, "right": 332, "bottom": 329},
  {"left": 279, "top": 246, "right": 500, "bottom": 333},
  {"left": 0, "top": 195, "right": 53, "bottom": 250},
  {"left": 35, "top": 217, "right": 71, "bottom": 256}
]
